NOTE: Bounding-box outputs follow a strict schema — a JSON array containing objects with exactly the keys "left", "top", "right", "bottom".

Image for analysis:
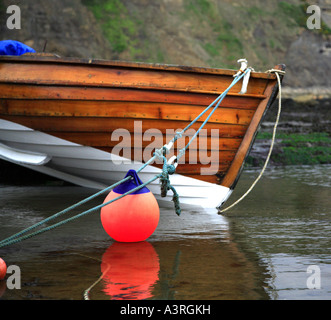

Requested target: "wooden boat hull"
[{"left": 0, "top": 55, "right": 284, "bottom": 209}]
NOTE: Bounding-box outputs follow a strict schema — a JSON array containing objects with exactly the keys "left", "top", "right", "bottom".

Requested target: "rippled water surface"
[{"left": 0, "top": 165, "right": 330, "bottom": 300}]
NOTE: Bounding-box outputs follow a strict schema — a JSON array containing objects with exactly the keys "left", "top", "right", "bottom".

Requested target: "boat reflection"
[{"left": 101, "top": 241, "right": 160, "bottom": 300}]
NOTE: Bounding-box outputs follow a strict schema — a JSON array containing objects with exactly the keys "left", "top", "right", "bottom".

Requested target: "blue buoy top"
[{"left": 113, "top": 170, "right": 150, "bottom": 195}]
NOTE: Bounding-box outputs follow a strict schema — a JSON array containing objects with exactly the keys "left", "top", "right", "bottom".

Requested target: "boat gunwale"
[{"left": 0, "top": 54, "right": 277, "bottom": 80}]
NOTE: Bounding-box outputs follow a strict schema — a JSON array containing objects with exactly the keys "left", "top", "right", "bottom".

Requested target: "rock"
[{"left": 284, "top": 30, "right": 331, "bottom": 89}]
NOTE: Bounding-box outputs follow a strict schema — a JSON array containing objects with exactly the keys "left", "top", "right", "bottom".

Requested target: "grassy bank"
[
  {"left": 246, "top": 132, "right": 331, "bottom": 167},
  {"left": 80, "top": 0, "right": 323, "bottom": 70}
]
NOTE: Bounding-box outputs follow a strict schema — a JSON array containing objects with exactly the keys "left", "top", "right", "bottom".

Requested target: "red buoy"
[
  {"left": 101, "top": 170, "right": 160, "bottom": 242},
  {"left": 101, "top": 242, "right": 159, "bottom": 300},
  {"left": 0, "top": 258, "right": 7, "bottom": 280}
]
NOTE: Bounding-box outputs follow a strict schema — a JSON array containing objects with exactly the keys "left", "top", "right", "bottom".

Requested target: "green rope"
[
  {"left": 0, "top": 173, "right": 161, "bottom": 248},
  {"left": 156, "top": 147, "right": 181, "bottom": 215},
  {"left": 156, "top": 68, "right": 250, "bottom": 215},
  {"left": 156, "top": 69, "right": 250, "bottom": 215},
  {"left": 0, "top": 156, "right": 156, "bottom": 247},
  {"left": 176, "top": 68, "right": 250, "bottom": 161}
]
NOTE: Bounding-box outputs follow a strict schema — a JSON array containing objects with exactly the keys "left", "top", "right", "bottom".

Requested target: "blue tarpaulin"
[{"left": 0, "top": 40, "right": 36, "bottom": 56}]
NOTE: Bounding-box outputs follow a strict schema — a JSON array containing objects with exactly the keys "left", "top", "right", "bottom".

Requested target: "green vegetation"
[
  {"left": 82, "top": 0, "right": 141, "bottom": 54},
  {"left": 184, "top": 0, "right": 213, "bottom": 16},
  {"left": 286, "top": 1, "right": 331, "bottom": 35},
  {"left": 184, "top": 0, "right": 243, "bottom": 68},
  {"left": 278, "top": 1, "right": 307, "bottom": 28},
  {"left": 0, "top": 0, "right": 5, "bottom": 13},
  {"left": 203, "top": 27, "right": 244, "bottom": 65},
  {"left": 217, "top": 21, "right": 244, "bottom": 61},
  {"left": 320, "top": 20, "right": 331, "bottom": 36},
  {"left": 246, "top": 6, "right": 265, "bottom": 18},
  {"left": 81, "top": 0, "right": 331, "bottom": 68},
  {"left": 275, "top": 132, "right": 331, "bottom": 165},
  {"left": 247, "top": 132, "right": 331, "bottom": 166}
]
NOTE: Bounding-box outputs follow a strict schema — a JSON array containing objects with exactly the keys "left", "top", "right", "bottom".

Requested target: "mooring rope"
[
  {"left": 172, "top": 68, "right": 251, "bottom": 162},
  {"left": 0, "top": 174, "right": 163, "bottom": 248},
  {"left": 218, "top": 69, "right": 285, "bottom": 214},
  {"left": 78, "top": 253, "right": 111, "bottom": 301},
  {"left": 0, "top": 63, "right": 251, "bottom": 249},
  {"left": 0, "top": 156, "right": 156, "bottom": 248}
]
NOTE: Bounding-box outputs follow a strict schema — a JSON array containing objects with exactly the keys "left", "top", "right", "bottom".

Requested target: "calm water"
[{"left": 0, "top": 165, "right": 330, "bottom": 300}]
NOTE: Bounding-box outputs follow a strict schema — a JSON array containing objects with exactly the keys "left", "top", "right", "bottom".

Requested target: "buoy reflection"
[
  {"left": 0, "top": 280, "right": 6, "bottom": 298},
  {"left": 101, "top": 241, "right": 159, "bottom": 300}
]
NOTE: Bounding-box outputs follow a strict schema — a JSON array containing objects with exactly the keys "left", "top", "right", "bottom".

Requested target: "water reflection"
[
  {"left": 0, "top": 280, "right": 6, "bottom": 298},
  {"left": 101, "top": 242, "right": 159, "bottom": 300},
  {"left": 0, "top": 165, "right": 330, "bottom": 300},
  {"left": 228, "top": 165, "right": 331, "bottom": 299}
]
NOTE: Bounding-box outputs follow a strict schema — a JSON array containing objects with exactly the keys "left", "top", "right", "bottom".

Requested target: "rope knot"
[
  {"left": 167, "top": 164, "right": 176, "bottom": 175},
  {"left": 158, "top": 156, "right": 180, "bottom": 215},
  {"left": 265, "top": 68, "right": 286, "bottom": 75},
  {"left": 160, "top": 164, "right": 176, "bottom": 196}
]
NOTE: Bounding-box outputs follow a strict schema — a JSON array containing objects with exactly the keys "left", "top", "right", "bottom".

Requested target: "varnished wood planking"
[
  {"left": 48, "top": 132, "right": 242, "bottom": 151},
  {"left": 221, "top": 79, "right": 279, "bottom": 188},
  {"left": 101, "top": 148, "right": 233, "bottom": 178},
  {"left": 100, "top": 148, "right": 236, "bottom": 164},
  {"left": 0, "top": 62, "right": 268, "bottom": 95},
  {"left": 2, "top": 99, "right": 255, "bottom": 125},
  {"left": 0, "top": 84, "right": 265, "bottom": 109},
  {"left": 0, "top": 55, "right": 277, "bottom": 80},
  {"left": 1, "top": 115, "right": 248, "bottom": 138}
]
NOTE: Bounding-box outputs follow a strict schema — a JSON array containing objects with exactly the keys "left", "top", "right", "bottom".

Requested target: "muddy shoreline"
[
  {"left": 262, "top": 97, "right": 330, "bottom": 135},
  {"left": 247, "top": 94, "right": 331, "bottom": 167}
]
